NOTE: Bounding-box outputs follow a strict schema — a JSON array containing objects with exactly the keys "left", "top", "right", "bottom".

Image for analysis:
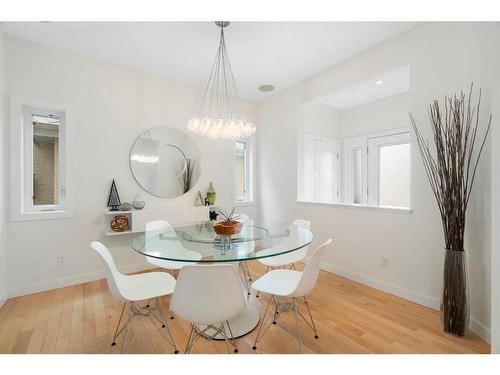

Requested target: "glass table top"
[{"left": 131, "top": 220, "right": 313, "bottom": 263}]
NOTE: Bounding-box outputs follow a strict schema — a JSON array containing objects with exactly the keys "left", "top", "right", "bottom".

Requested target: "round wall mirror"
[{"left": 130, "top": 127, "right": 201, "bottom": 198}]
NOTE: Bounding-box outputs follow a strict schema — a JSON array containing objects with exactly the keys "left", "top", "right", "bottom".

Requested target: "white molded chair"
[
  {"left": 251, "top": 238, "right": 332, "bottom": 353},
  {"left": 170, "top": 264, "right": 247, "bottom": 353},
  {"left": 90, "top": 241, "right": 178, "bottom": 353},
  {"left": 145, "top": 220, "right": 202, "bottom": 276},
  {"left": 257, "top": 219, "right": 311, "bottom": 269}
]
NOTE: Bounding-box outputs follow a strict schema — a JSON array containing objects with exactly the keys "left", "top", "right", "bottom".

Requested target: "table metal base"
[{"left": 197, "top": 305, "right": 260, "bottom": 340}]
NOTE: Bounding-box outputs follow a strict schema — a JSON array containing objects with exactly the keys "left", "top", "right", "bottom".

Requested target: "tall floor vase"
[{"left": 441, "top": 249, "right": 469, "bottom": 337}]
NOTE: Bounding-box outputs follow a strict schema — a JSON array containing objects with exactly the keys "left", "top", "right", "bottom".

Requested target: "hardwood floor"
[{"left": 0, "top": 262, "right": 490, "bottom": 354}]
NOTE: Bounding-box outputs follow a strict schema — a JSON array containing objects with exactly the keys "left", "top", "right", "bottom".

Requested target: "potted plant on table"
[
  {"left": 410, "top": 84, "right": 491, "bottom": 337},
  {"left": 213, "top": 208, "right": 242, "bottom": 236}
]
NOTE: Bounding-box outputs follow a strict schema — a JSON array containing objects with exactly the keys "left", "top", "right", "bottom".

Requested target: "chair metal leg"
[
  {"left": 243, "top": 261, "right": 252, "bottom": 281},
  {"left": 220, "top": 323, "right": 232, "bottom": 353},
  {"left": 112, "top": 302, "right": 127, "bottom": 346},
  {"left": 239, "top": 263, "right": 252, "bottom": 296},
  {"left": 252, "top": 294, "right": 273, "bottom": 350},
  {"left": 184, "top": 324, "right": 196, "bottom": 354},
  {"left": 303, "top": 296, "right": 319, "bottom": 338},
  {"left": 293, "top": 298, "right": 302, "bottom": 354},
  {"left": 156, "top": 297, "right": 179, "bottom": 353},
  {"left": 272, "top": 295, "right": 280, "bottom": 323},
  {"left": 225, "top": 320, "right": 238, "bottom": 353},
  {"left": 120, "top": 303, "right": 133, "bottom": 353}
]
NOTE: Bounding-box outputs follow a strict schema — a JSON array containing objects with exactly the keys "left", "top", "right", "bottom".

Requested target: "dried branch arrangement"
[
  {"left": 410, "top": 84, "right": 491, "bottom": 336},
  {"left": 217, "top": 208, "right": 241, "bottom": 225},
  {"left": 177, "top": 159, "right": 195, "bottom": 194}
]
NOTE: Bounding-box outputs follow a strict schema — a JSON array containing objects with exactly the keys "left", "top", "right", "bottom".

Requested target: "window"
[
  {"left": 367, "top": 132, "right": 410, "bottom": 208},
  {"left": 235, "top": 141, "right": 252, "bottom": 202},
  {"left": 10, "top": 96, "right": 73, "bottom": 221},
  {"left": 302, "top": 134, "right": 340, "bottom": 203},
  {"left": 23, "top": 106, "right": 66, "bottom": 213},
  {"left": 352, "top": 148, "right": 363, "bottom": 204}
]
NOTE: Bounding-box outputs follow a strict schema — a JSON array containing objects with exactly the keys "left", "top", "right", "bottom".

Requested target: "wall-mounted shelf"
[{"left": 103, "top": 206, "right": 210, "bottom": 236}]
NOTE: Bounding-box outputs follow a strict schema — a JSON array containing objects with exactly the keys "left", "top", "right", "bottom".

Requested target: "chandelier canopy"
[{"left": 188, "top": 21, "right": 256, "bottom": 140}]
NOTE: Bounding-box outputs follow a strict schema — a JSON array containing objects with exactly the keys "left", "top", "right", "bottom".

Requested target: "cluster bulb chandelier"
[{"left": 188, "top": 21, "right": 256, "bottom": 140}]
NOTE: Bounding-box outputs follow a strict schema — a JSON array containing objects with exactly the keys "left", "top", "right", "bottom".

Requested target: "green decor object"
[
  {"left": 410, "top": 84, "right": 491, "bottom": 337},
  {"left": 107, "top": 179, "right": 121, "bottom": 211},
  {"left": 206, "top": 182, "right": 216, "bottom": 205}
]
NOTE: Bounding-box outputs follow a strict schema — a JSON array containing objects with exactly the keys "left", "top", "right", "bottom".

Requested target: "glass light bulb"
[
  {"left": 188, "top": 117, "right": 200, "bottom": 132},
  {"left": 242, "top": 121, "right": 252, "bottom": 137},
  {"left": 207, "top": 119, "right": 222, "bottom": 139},
  {"left": 199, "top": 117, "right": 212, "bottom": 136},
  {"left": 227, "top": 119, "right": 238, "bottom": 140},
  {"left": 213, "top": 119, "right": 224, "bottom": 138},
  {"left": 220, "top": 119, "right": 231, "bottom": 139}
]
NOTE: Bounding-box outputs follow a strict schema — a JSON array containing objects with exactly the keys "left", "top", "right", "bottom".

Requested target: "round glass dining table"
[{"left": 131, "top": 219, "right": 313, "bottom": 338}]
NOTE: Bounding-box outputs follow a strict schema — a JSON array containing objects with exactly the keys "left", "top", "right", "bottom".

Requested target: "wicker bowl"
[
  {"left": 110, "top": 215, "right": 129, "bottom": 232},
  {"left": 213, "top": 221, "right": 242, "bottom": 236}
]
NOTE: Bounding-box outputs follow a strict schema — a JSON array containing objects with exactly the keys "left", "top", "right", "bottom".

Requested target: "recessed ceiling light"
[
  {"left": 375, "top": 80, "right": 383, "bottom": 85},
  {"left": 258, "top": 84, "right": 275, "bottom": 92}
]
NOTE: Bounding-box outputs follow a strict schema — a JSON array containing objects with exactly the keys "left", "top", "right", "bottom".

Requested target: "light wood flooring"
[{"left": 0, "top": 262, "right": 490, "bottom": 354}]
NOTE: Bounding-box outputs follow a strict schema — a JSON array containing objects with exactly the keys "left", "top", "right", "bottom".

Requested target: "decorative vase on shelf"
[{"left": 206, "top": 182, "right": 216, "bottom": 205}]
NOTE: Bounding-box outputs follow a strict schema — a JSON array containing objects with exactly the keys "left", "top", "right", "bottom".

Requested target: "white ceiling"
[
  {"left": 318, "top": 65, "right": 410, "bottom": 109},
  {"left": 0, "top": 22, "right": 420, "bottom": 101}
]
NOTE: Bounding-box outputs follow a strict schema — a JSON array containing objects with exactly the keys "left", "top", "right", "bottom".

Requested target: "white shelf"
[
  {"left": 103, "top": 206, "right": 210, "bottom": 236},
  {"left": 104, "top": 229, "right": 136, "bottom": 236},
  {"left": 104, "top": 210, "right": 133, "bottom": 215}
]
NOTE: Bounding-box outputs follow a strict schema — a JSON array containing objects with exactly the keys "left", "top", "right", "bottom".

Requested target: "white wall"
[
  {"left": 4, "top": 36, "right": 257, "bottom": 297},
  {"left": 0, "top": 32, "right": 7, "bottom": 307},
  {"left": 301, "top": 102, "right": 341, "bottom": 138},
  {"left": 340, "top": 92, "right": 409, "bottom": 138},
  {"left": 256, "top": 22, "right": 494, "bottom": 343},
  {"left": 490, "top": 23, "right": 500, "bottom": 354}
]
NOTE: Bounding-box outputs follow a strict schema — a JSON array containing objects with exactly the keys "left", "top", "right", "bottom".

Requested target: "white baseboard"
[
  {"left": 7, "top": 262, "right": 156, "bottom": 299},
  {"left": 318, "top": 261, "right": 491, "bottom": 344},
  {"left": 469, "top": 317, "right": 491, "bottom": 344},
  {"left": 320, "top": 261, "right": 440, "bottom": 310},
  {"left": 0, "top": 291, "right": 7, "bottom": 309}
]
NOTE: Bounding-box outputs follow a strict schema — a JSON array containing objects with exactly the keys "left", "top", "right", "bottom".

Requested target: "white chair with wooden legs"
[
  {"left": 251, "top": 238, "right": 332, "bottom": 353},
  {"left": 254, "top": 219, "right": 311, "bottom": 298},
  {"left": 170, "top": 264, "right": 247, "bottom": 354},
  {"left": 90, "top": 241, "right": 178, "bottom": 353},
  {"left": 145, "top": 220, "right": 202, "bottom": 277}
]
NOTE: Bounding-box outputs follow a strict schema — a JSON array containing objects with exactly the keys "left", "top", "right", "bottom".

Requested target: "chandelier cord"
[{"left": 188, "top": 21, "right": 255, "bottom": 140}]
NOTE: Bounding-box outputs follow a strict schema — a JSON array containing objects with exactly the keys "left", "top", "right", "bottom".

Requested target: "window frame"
[
  {"left": 367, "top": 131, "right": 411, "bottom": 208},
  {"left": 233, "top": 139, "right": 254, "bottom": 205},
  {"left": 9, "top": 95, "right": 75, "bottom": 222},
  {"left": 343, "top": 127, "right": 411, "bottom": 209},
  {"left": 23, "top": 106, "right": 66, "bottom": 213}
]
